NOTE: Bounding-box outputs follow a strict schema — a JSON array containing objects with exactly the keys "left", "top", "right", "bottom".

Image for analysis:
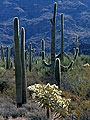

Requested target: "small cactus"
[
  {"left": 6, "top": 46, "right": 10, "bottom": 69},
  {"left": 1, "top": 45, "right": 4, "bottom": 62},
  {"left": 25, "top": 50, "right": 28, "bottom": 70},
  {"left": 42, "top": 39, "right": 45, "bottom": 60},
  {"left": 29, "top": 43, "right": 32, "bottom": 72}
]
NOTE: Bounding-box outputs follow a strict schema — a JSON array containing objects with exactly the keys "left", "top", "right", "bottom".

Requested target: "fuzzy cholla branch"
[{"left": 28, "top": 83, "right": 71, "bottom": 119}]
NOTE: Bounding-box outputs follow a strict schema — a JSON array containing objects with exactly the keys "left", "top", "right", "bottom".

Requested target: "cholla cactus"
[{"left": 28, "top": 83, "right": 71, "bottom": 119}]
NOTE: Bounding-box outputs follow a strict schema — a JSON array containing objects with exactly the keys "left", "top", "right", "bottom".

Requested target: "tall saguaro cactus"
[
  {"left": 14, "top": 17, "right": 22, "bottom": 107},
  {"left": 61, "top": 14, "right": 64, "bottom": 62},
  {"left": 42, "top": 2, "right": 79, "bottom": 88},
  {"left": 6, "top": 46, "right": 10, "bottom": 69},
  {"left": 43, "top": 2, "right": 57, "bottom": 75},
  {"left": 21, "top": 27, "right": 27, "bottom": 104},
  {"left": 1, "top": 45, "right": 4, "bottom": 62},
  {"left": 50, "top": 2, "right": 57, "bottom": 74}
]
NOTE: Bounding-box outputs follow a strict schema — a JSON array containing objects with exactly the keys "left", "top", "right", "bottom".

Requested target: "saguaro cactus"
[
  {"left": 50, "top": 2, "right": 57, "bottom": 74},
  {"left": 14, "top": 17, "right": 22, "bottom": 107},
  {"left": 21, "top": 27, "right": 27, "bottom": 104},
  {"left": 43, "top": 2, "right": 57, "bottom": 75},
  {"left": 1, "top": 45, "right": 4, "bottom": 62},
  {"left": 74, "top": 35, "right": 79, "bottom": 60},
  {"left": 61, "top": 14, "right": 64, "bottom": 62},
  {"left": 29, "top": 43, "right": 32, "bottom": 72},
  {"left": 25, "top": 50, "right": 28, "bottom": 70},
  {"left": 6, "top": 46, "right": 10, "bottom": 69},
  {"left": 42, "top": 3, "right": 79, "bottom": 88},
  {"left": 42, "top": 39, "right": 45, "bottom": 60},
  {"left": 55, "top": 58, "right": 61, "bottom": 88}
]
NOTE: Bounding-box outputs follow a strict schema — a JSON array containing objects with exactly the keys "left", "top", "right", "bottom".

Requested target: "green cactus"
[
  {"left": 1, "top": 45, "right": 4, "bottom": 62},
  {"left": 14, "top": 17, "right": 22, "bottom": 107},
  {"left": 55, "top": 58, "right": 61, "bottom": 88},
  {"left": 42, "top": 2, "right": 79, "bottom": 88},
  {"left": 74, "top": 35, "right": 79, "bottom": 60},
  {"left": 21, "top": 27, "right": 27, "bottom": 104},
  {"left": 25, "top": 50, "right": 28, "bottom": 70},
  {"left": 50, "top": 2, "right": 57, "bottom": 74},
  {"left": 29, "top": 43, "right": 32, "bottom": 72},
  {"left": 61, "top": 14, "right": 64, "bottom": 62},
  {"left": 42, "top": 39, "right": 45, "bottom": 60},
  {"left": 43, "top": 2, "right": 57, "bottom": 75},
  {"left": 10, "top": 61, "right": 13, "bottom": 69},
  {"left": 6, "top": 46, "right": 10, "bottom": 69}
]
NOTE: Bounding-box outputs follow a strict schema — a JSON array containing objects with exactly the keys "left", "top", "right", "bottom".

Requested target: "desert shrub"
[
  {"left": 0, "top": 60, "right": 5, "bottom": 67},
  {"left": 80, "top": 55, "right": 90, "bottom": 64},
  {"left": 0, "top": 81, "right": 9, "bottom": 93},
  {"left": 0, "top": 67, "right": 6, "bottom": 77},
  {"left": 61, "top": 62, "right": 90, "bottom": 119},
  {"left": 28, "top": 83, "right": 71, "bottom": 119}
]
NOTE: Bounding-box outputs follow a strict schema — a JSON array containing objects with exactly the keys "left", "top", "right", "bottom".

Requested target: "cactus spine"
[
  {"left": 61, "top": 14, "right": 64, "bottom": 62},
  {"left": 21, "top": 27, "right": 27, "bottom": 104},
  {"left": 6, "top": 46, "right": 10, "bottom": 69},
  {"left": 55, "top": 58, "right": 61, "bottom": 88},
  {"left": 42, "top": 39, "right": 45, "bottom": 60},
  {"left": 29, "top": 43, "right": 32, "bottom": 72},
  {"left": 1, "top": 45, "right": 4, "bottom": 62},
  {"left": 14, "top": 17, "right": 22, "bottom": 107}
]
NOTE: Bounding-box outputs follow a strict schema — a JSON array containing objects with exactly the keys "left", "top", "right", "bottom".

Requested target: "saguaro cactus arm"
[
  {"left": 61, "top": 60, "right": 74, "bottom": 72},
  {"left": 55, "top": 58, "right": 61, "bottom": 88},
  {"left": 43, "top": 60, "right": 51, "bottom": 67}
]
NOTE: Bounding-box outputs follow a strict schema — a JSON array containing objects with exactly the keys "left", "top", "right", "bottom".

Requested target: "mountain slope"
[{"left": 0, "top": 0, "right": 90, "bottom": 55}]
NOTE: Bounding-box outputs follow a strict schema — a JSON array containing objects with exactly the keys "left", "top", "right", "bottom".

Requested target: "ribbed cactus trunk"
[
  {"left": 42, "top": 39, "right": 45, "bottom": 60},
  {"left": 61, "top": 14, "right": 64, "bottom": 62},
  {"left": 25, "top": 50, "right": 28, "bottom": 70},
  {"left": 1, "top": 45, "right": 4, "bottom": 62},
  {"left": 6, "top": 46, "right": 10, "bottom": 69},
  {"left": 21, "top": 27, "right": 27, "bottom": 104},
  {"left": 14, "top": 17, "right": 22, "bottom": 107},
  {"left": 29, "top": 43, "right": 32, "bottom": 72},
  {"left": 55, "top": 58, "right": 61, "bottom": 89},
  {"left": 51, "top": 2, "right": 57, "bottom": 75}
]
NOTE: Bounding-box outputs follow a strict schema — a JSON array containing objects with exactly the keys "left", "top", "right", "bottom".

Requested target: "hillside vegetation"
[{"left": 0, "top": 55, "right": 90, "bottom": 120}]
